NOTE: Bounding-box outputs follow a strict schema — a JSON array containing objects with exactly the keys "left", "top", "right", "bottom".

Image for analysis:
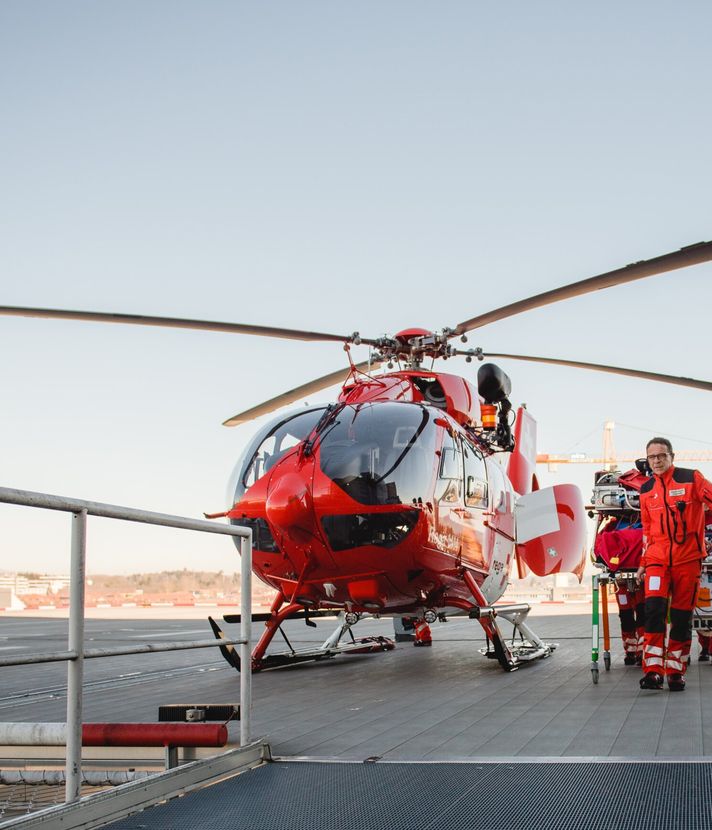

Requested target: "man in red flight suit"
[{"left": 636, "top": 437, "right": 712, "bottom": 691}]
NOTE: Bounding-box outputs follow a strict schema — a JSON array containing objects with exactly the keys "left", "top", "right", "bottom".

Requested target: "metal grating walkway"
[{"left": 105, "top": 760, "right": 712, "bottom": 830}]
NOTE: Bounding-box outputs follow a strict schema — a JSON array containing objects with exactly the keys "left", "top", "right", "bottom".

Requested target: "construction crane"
[{"left": 537, "top": 421, "right": 712, "bottom": 471}]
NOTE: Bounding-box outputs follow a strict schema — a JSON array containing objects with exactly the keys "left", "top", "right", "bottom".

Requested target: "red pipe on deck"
[{"left": 81, "top": 723, "right": 228, "bottom": 747}]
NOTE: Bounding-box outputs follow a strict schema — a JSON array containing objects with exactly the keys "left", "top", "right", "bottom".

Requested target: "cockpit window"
[
  {"left": 227, "top": 405, "right": 328, "bottom": 556},
  {"left": 241, "top": 408, "right": 326, "bottom": 491},
  {"left": 318, "top": 402, "right": 436, "bottom": 506},
  {"left": 463, "top": 441, "right": 488, "bottom": 508},
  {"left": 435, "top": 431, "right": 462, "bottom": 504}
]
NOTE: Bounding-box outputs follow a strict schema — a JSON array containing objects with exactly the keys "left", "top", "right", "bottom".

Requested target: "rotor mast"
[{"left": 370, "top": 327, "right": 480, "bottom": 371}]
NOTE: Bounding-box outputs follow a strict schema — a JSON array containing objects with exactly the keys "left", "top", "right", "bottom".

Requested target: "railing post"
[
  {"left": 240, "top": 531, "right": 252, "bottom": 746},
  {"left": 164, "top": 746, "right": 179, "bottom": 770},
  {"left": 65, "top": 508, "right": 87, "bottom": 803}
]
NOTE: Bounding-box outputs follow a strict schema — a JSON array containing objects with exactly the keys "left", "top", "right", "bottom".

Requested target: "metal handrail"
[
  {"left": 0, "top": 638, "right": 245, "bottom": 666},
  {"left": 0, "top": 486, "right": 252, "bottom": 805}
]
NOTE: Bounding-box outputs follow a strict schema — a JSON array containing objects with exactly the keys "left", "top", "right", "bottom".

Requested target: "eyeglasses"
[{"left": 646, "top": 453, "right": 670, "bottom": 462}]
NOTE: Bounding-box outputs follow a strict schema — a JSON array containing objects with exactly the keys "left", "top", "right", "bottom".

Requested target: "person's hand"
[{"left": 635, "top": 566, "right": 645, "bottom": 587}]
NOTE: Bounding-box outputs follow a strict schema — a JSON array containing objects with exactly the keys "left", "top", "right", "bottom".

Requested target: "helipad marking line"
[{"left": 125, "top": 629, "right": 209, "bottom": 638}]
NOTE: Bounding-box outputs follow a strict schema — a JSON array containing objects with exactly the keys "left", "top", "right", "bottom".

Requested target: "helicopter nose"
[{"left": 265, "top": 472, "right": 316, "bottom": 542}]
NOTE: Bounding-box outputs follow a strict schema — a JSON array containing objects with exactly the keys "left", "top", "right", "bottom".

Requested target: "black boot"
[
  {"left": 699, "top": 648, "right": 709, "bottom": 663},
  {"left": 623, "top": 653, "right": 637, "bottom": 666},
  {"left": 667, "top": 674, "right": 686, "bottom": 692},
  {"left": 639, "top": 672, "right": 664, "bottom": 690}
]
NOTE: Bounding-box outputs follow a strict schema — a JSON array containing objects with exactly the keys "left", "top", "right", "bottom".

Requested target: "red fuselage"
[{"left": 227, "top": 370, "right": 584, "bottom": 616}]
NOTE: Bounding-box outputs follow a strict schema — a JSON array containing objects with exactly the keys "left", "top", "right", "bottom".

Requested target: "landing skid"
[
  {"left": 252, "top": 636, "right": 394, "bottom": 672},
  {"left": 209, "top": 612, "right": 394, "bottom": 673},
  {"left": 472, "top": 603, "right": 557, "bottom": 670}
]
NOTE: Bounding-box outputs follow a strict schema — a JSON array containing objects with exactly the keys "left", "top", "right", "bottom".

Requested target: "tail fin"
[
  {"left": 208, "top": 616, "right": 241, "bottom": 672},
  {"left": 507, "top": 406, "right": 537, "bottom": 496}
]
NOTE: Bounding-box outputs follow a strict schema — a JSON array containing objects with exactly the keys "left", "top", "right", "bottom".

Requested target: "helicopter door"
[
  {"left": 433, "top": 434, "right": 486, "bottom": 569},
  {"left": 461, "top": 442, "right": 489, "bottom": 571},
  {"left": 478, "top": 459, "right": 515, "bottom": 602}
]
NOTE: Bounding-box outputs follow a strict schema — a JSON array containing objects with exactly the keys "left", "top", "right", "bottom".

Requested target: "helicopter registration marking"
[{"left": 428, "top": 526, "right": 460, "bottom": 554}]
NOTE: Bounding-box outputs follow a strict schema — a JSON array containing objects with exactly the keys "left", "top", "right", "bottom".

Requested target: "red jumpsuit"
[
  {"left": 696, "top": 515, "right": 712, "bottom": 658},
  {"left": 640, "top": 466, "right": 712, "bottom": 679},
  {"left": 400, "top": 616, "right": 432, "bottom": 646},
  {"left": 594, "top": 520, "right": 644, "bottom": 661},
  {"left": 616, "top": 581, "right": 645, "bottom": 662},
  {"left": 413, "top": 618, "right": 432, "bottom": 646}
]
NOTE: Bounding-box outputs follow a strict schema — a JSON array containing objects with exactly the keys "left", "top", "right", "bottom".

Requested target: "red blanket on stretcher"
[{"left": 594, "top": 522, "right": 644, "bottom": 570}]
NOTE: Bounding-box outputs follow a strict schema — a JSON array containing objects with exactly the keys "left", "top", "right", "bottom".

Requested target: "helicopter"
[{"left": 2, "top": 240, "right": 712, "bottom": 673}]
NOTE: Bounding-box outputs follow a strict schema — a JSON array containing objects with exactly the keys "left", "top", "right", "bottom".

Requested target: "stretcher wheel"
[
  {"left": 604, "top": 652, "right": 611, "bottom": 671},
  {"left": 591, "top": 661, "right": 599, "bottom": 685}
]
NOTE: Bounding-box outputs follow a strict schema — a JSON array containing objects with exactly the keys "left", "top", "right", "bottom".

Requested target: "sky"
[{"left": 1, "top": 2, "right": 711, "bottom": 575}]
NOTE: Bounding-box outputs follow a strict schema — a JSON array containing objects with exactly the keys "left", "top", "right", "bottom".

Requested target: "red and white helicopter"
[{"left": 2, "top": 241, "right": 712, "bottom": 673}]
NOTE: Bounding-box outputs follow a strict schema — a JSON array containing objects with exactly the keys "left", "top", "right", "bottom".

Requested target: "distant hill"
[{"left": 87, "top": 570, "right": 241, "bottom": 594}]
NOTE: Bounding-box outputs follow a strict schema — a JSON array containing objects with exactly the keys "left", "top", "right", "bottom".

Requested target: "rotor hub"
[{"left": 371, "top": 327, "right": 465, "bottom": 369}]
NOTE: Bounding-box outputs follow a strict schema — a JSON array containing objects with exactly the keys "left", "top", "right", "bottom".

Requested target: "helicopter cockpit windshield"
[
  {"left": 228, "top": 405, "right": 328, "bottom": 505},
  {"left": 227, "top": 405, "right": 328, "bottom": 555},
  {"left": 318, "top": 402, "right": 436, "bottom": 506}
]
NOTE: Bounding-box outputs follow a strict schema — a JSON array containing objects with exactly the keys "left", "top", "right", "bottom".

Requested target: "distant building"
[
  {"left": 0, "top": 588, "right": 25, "bottom": 610},
  {"left": 0, "top": 573, "right": 70, "bottom": 596}
]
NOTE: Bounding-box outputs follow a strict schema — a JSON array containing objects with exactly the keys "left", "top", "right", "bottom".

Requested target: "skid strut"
[
  {"left": 462, "top": 571, "right": 556, "bottom": 671},
  {"left": 472, "top": 604, "right": 557, "bottom": 670}
]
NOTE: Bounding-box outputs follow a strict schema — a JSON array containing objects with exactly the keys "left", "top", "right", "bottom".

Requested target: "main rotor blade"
[
  {"left": 453, "top": 241, "right": 712, "bottom": 335},
  {"left": 0, "top": 306, "right": 377, "bottom": 345},
  {"left": 480, "top": 352, "right": 712, "bottom": 392},
  {"left": 223, "top": 360, "right": 379, "bottom": 426}
]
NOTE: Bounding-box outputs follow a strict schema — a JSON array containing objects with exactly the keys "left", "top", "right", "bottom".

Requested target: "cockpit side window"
[
  {"left": 243, "top": 435, "right": 277, "bottom": 489},
  {"left": 463, "top": 441, "right": 488, "bottom": 508},
  {"left": 238, "top": 408, "right": 326, "bottom": 494},
  {"left": 227, "top": 406, "right": 328, "bottom": 556},
  {"left": 435, "top": 432, "right": 462, "bottom": 504}
]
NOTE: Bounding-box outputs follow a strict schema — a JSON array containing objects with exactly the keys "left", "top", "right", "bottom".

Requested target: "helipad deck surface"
[
  {"left": 103, "top": 760, "right": 712, "bottom": 830},
  {"left": 2, "top": 610, "right": 712, "bottom": 760}
]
